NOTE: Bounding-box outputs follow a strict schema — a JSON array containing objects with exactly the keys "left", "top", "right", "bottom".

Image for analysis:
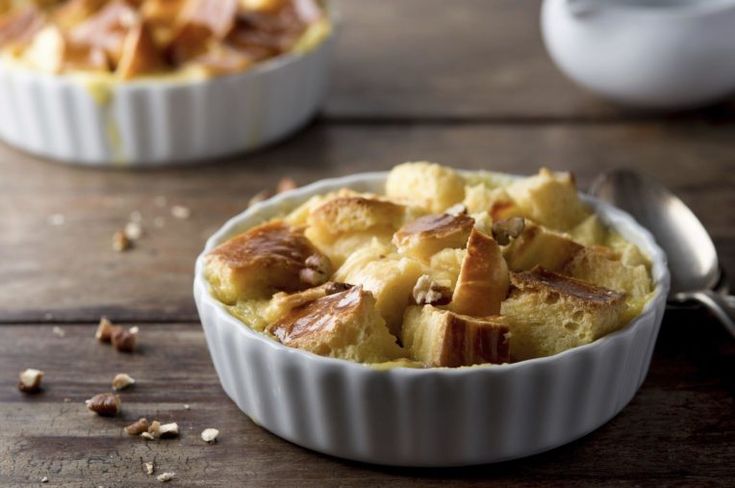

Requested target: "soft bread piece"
[
  {"left": 505, "top": 221, "right": 649, "bottom": 297},
  {"left": 385, "top": 162, "right": 465, "bottom": 213},
  {"left": 570, "top": 214, "right": 608, "bottom": 247},
  {"left": 427, "top": 248, "right": 465, "bottom": 290},
  {"left": 393, "top": 212, "right": 475, "bottom": 261},
  {"left": 562, "top": 246, "right": 652, "bottom": 301},
  {"left": 450, "top": 228, "right": 509, "bottom": 316},
  {"left": 308, "top": 194, "right": 406, "bottom": 234},
  {"left": 305, "top": 194, "right": 406, "bottom": 266},
  {"left": 500, "top": 268, "right": 626, "bottom": 361},
  {"left": 267, "top": 286, "right": 404, "bottom": 363},
  {"left": 335, "top": 247, "right": 423, "bottom": 337},
  {"left": 264, "top": 281, "right": 352, "bottom": 323},
  {"left": 503, "top": 222, "right": 584, "bottom": 272},
  {"left": 506, "top": 168, "right": 590, "bottom": 231},
  {"left": 402, "top": 305, "right": 510, "bottom": 367},
  {"left": 463, "top": 184, "right": 524, "bottom": 222},
  {"left": 204, "top": 221, "right": 331, "bottom": 303}
]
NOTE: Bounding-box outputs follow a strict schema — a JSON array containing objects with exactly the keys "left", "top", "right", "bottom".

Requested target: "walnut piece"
[
  {"left": 86, "top": 393, "right": 121, "bottom": 416},
  {"left": 145, "top": 462, "right": 155, "bottom": 475},
  {"left": 412, "top": 274, "right": 452, "bottom": 306},
  {"left": 125, "top": 418, "right": 149, "bottom": 435},
  {"left": 18, "top": 368, "right": 44, "bottom": 394},
  {"left": 276, "top": 177, "right": 297, "bottom": 194},
  {"left": 158, "top": 422, "right": 179, "bottom": 438},
  {"left": 171, "top": 205, "right": 191, "bottom": 219},
  {"left": 95, "top": 317, "right": 117, "bottom": 342},
  {"left": 112, "top": 373, "right": 135, "bottom": 390},
  {"left": 111, "top": 326, "right": 137, "bottom": 353},
  {"left": 157, "top": 472, "right": 175, "bottom": 482},
  {"left": 299, "top": 254, "right": 331, "bottom": 286},
  {"left": 247, "top": 189, "right": 271, "bottom": 208},
  {"left": 124, "top": 221, "right": 143, "bottom": 240},
  {"left": 492, "top": 217, "right": 525, "bottom": 246},
  {"left": 201, "top": 428, "right": 219, "bottom": 443},
  {"left": 113, "top": 230, "right": 132, "bottom": 252}
]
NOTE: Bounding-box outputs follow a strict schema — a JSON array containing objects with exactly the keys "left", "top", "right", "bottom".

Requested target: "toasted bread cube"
[
  {"left": 427, "top": 247, "right": 465, "bottom": 290},
  {"left": 0, "top": 5, "right": 45, "bottom": 49},
  {"left": 503, "top": 222, "right": 584, "bottom": 272},
  {"left": 308, "top": 194, "right": 406, "bottom": 235},
  {"left": 264, "top": 281, "right": 352, "bottom": 323},
  {"left": 267, "top": 286, "right": 404, "bottom": 363},
  {"left": 53, "top": 0, "right": 108, "bottom": 30},
  {"left": 335, "top": 249, "right": 423, "bottom": 337},
  {"left": 284, "top": 193, "right": 328, "bottom": 227},
  {"left": 501, "top": 268, "right": 626, "bottom": 360},
  {"left": 305, "top": 194, "right": 406, "bottom": 266},
  {"left": 116, "top": 21, "right": 163, "bottom": 79},
  {"left": 393, "top": 212, "right": 474, "bottom": 261},
  {"left": 385, "top": 162, "right": 465, "bottom": 213},
  {"left": 450, "top": 228, "right": 509, "bottom": 316},
  {"left": 463, "top": 185, "right": 524, "bottom": 221},
  {"left": 402, "top": 305, "right": 510, "bottom": 367},
  {"left": 22, "top": 25, "right": 65, "bottom": 73},
  {"left": 506, "top": 168, "right": 589, "bottom": 231},
  {"left": 69, "top": 1, "right": 141, "bottom": 65},
  {"left": 204, "top": 221, "right": 331, "bottom": 303},
  {"left": 570, "top": 214, "right": 608, "bottom": 246},
  {"left": 562, "top": 246, "right": 652, "bottom": 301}
]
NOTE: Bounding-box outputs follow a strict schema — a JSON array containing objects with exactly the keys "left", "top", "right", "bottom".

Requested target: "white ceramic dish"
[
  {"left": 542, "top": 0, "right": 735, "bottom": 109},
  {"left": 0, "top": 31, "right": 333, "bottom": 167},
  {"left": 193, "top": 171, "right": 670, "bottom": 467}
]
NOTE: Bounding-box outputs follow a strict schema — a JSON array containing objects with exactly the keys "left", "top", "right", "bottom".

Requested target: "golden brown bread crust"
[
  {"left": 402, "top": 305, "right": 510, "bottom": 367},
  {"left": 266, "top": 285, "right": 403, "bottom": 363},
  {"left": 503, "top": 222, "right": 584, "bottom": 272},
  {"left": 205, "top": 220, "right": 331, "bottom": 301},
  {"left": 393, "top": 212, "right": 475, "bottom": 261},
  {"left": 510, "top": 267, "right": 625, "bottom": 307},
  {"left": 439, "top": 313, "right": 510, "bottom": 367},
  {"left": 309, "top": 196, "right": 406, "bottom": 234},
  {"left": 393, "top": 213, "right": 474, "bottom": 245},
  {"left": 269, "top": 285, "right": 363, "bottom": 344},
  {"left": 450, "top": 228, "right": 509, "bottom": 316}
]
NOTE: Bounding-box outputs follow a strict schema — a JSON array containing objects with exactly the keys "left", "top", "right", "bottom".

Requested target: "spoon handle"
[{"left": 684, "top": 290, "right": 735, "bottom": 338}]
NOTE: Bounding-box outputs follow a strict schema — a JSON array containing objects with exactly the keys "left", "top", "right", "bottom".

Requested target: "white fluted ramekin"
[
  {"left": 0, "top": 34, "right": 333, "bottom": 166},
  {"left": 193, "top": 171, "right": 670, "bottom": 467}
]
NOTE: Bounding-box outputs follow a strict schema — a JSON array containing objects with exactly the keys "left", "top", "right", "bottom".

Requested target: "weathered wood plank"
[
  {"left": 0, "top": 321, "right": 732, "bottom": 486},
  {"left": 1, "top": 121, "right": 733, "bottom": 322},
  {"left": 326, "top": 0, "right": 624, "bottom": 119}
]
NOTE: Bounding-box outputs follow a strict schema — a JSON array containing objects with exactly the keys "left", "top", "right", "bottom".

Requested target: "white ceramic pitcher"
[{"left": 542, "top": 0, "right": 735, "bottom": 109}]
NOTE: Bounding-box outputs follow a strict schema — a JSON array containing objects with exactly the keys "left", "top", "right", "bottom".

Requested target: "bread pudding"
[
  {"left": 204, "top": 163, "right": 655, "bottom": 368},
  {"left": 0, "top": 0, "right": 329, "bottom": 80}
]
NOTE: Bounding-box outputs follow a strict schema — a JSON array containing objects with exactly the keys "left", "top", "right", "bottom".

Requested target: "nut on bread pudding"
[{"left": 205, "top": 163, "right": 655, "bottom": 367}]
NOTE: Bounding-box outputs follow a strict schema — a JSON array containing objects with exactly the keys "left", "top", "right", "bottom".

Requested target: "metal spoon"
[{"left": 590, "top": 169, "right": 735, "bottom": 337}]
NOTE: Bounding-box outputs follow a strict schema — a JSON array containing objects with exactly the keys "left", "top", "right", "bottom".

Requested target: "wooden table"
[{"left": 1, "top": 1, "right": 733, "bottom": 486}]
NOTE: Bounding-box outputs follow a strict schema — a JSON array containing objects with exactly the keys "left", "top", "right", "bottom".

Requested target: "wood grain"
[
  {"left": 0, "top": 320, "right": 732, "bottom": 487},
  {"left": 327, "top": 0, "right": 735, "bottom": 120},
  {"left": 327, "top": 0, "right": 617, "bottom": 119},
  {"left": 1, "top": 121, "right": 734, "bottom": 323}
]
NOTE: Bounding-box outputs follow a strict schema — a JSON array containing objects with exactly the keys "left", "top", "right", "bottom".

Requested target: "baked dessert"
[
  {"left": 0, "top": 0, "right": 329, "bottom": 79},
  {"left": 204, "top": 162, "right": 655, "bottom": 367}
]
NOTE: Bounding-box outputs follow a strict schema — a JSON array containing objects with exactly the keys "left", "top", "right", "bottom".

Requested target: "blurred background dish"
[
  {"left": 542, "top": 0, "right": 735, "bottom": 109},
  {"left": 0, "top": 0, "right": 333, "bottom": 166}
]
